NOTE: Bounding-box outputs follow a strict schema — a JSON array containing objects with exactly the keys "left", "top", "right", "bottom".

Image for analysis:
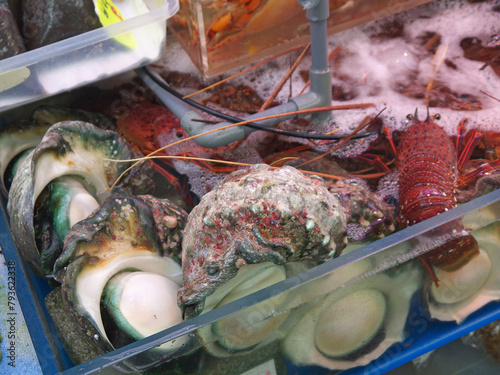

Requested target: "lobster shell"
[
  {"left": 396, "top": 115, "right": 479, "bottom": 272},
  {"left": 396, "top": 117, "right": 457, "bottom": 227}
]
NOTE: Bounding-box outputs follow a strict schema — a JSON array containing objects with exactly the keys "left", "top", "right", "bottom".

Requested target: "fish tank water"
[{"left": 1, "top": 0, "right": 500, "bottom": 374}]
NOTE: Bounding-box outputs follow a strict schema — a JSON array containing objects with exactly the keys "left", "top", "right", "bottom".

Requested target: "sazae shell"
[
  {"left": 178, "top": 164, "right": 347, "bottom": 318},
  {"left": 7, "top": 121, "right": 154, "bottom": 277},
  {"left": 53, "top": 194, "right": 188, "bottom": 358},
  {"left": 0, "top": 106, "right": 116, "bottom": 195}
]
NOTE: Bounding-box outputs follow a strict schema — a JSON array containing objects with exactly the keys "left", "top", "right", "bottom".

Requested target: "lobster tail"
[{"left": 423, "top": 233, "right": 479, "bottom": 272}]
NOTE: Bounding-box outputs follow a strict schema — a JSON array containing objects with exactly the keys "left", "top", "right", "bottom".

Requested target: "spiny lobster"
[{"left": 395, "top": 109, "right": 499, "bottom": 285}]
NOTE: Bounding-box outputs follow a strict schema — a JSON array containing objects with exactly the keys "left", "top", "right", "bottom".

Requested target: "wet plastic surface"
[
  {"left": 2, "top": 187, "right": 498, "bottom": 373},
  {"left": 0, "top": 0, "right": 179, "bottom": 113}
]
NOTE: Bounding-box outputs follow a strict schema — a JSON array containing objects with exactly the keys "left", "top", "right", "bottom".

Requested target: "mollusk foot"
[{"left": 281, "top": 263, "right": 422, "bottom": 370}]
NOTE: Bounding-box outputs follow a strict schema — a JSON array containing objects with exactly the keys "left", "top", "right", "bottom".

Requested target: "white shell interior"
[
  {"left": 118, "top": 272, "right": 183, "bottom": 338},
  {"left": 63, "top": 177, "right": 101, "bottom": 227},
  {"left": 33, "top": 147, "right": 111, "bottom": 205},
  {"left": 75, "top": 251, "right": 182, "bottom": 343}
]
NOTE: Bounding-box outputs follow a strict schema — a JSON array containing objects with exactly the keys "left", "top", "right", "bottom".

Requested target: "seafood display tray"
[
  {"left": 0, "top": 0, "right": 179, "bottom": 114},
  {"left": 2, "top": 181, "right": 500, "bottom": 373}
]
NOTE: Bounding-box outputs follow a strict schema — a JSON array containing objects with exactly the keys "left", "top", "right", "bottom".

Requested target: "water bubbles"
[{"left": 377, "top": 172, "right": 399, "bottom": 202}]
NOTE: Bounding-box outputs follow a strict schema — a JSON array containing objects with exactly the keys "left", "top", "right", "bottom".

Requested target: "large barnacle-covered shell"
[
  {"left": 53, "top": 194, "right": 188, "bottom": 356},
  {"left": 179, "top": 164, "right": 347, "bottom": 318},
  {"left": 7, "top": 121, "right": 153, "bottom": 277}
]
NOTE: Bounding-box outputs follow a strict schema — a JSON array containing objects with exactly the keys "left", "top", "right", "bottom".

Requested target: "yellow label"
[
  {"left": 0, "top": 67, "right": 31, "bottom": 93},
  {"left": 97, "top": 0, "right": 137, "bottom": 49}
]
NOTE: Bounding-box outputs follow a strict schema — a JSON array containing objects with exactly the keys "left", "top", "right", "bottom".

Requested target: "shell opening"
[
  {"left": 101, "top": 271, "right": 183, "bottom": 348},
  {"left": 314, "top": 288, "right": 387, "bottom": 359},
  {"left": 74, "top": 252, "right": 182, "bottom": 345}
]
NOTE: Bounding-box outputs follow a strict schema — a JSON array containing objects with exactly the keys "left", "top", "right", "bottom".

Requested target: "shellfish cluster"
[
  {"left": 3, "top": 1, "right": 500, "bottom": 370},
  {"left": 3, "top": 100, "right": 500, "bottom": 373},
  {"left": 3, "top": 111, "right": 194, "bottom": 367}
]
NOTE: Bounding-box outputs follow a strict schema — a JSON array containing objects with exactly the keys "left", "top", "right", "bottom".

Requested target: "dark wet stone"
[
  {"left": 0, "top": 6, "right": 26, "bottom": 60},
  {"left": 22, "top": 0, "right": 101, "bottom": 50}
]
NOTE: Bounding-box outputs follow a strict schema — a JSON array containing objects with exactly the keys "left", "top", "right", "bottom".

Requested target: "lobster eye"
[
  {"left": 406, "top": 114, "right": 414, "bottom": 120},
  {"left": 206, "top": 265, "right": 220, "bottom": 277},
  {"left": 434, "top": 113, "right": 441, "bottom": 120},
  {"left": 176, "top": 131, "right": 184, "bottom": 138}
]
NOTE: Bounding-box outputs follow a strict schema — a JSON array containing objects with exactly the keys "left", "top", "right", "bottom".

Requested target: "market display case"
[
  {"left": 1, "top": 0, "right": 500, "bottom": 374},
  {"left": 61, "top": 188, "right": 500, "bottom": 374}
]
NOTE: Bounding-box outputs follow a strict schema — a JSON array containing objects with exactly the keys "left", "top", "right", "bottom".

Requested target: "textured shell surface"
[
  {"left": 178, "top": 164, "right": 347, "bottom": 317},
  {"left": 7, "top": 121, "right": 152, "bottom": 277},
  {"left": 328, "top": 177, "right": 396, "bottom": 241},
  {"left": 55, "top": 194, "right": 187, "bottom": 352},
  {"left": 54, "top": 194, "right": 187, "bottom": 280}
]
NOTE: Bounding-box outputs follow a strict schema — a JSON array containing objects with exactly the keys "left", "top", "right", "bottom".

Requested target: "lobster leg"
[
  {"left": 382, "top": 126, "right": 397, "bottom": 156},
  {"left": 355, "top": 154, "right": 392, "bottom": 174},
  {"left": 457, "top": 159, "right": 500, "bottom": 189},
  {"left": 420, "top": 258, "right": 439, "bottom": 287},
  {"left": 457, "top": 129, "right": 483, "bottom": 172},
  {"left": 455, "top": 120, "right": 500, "bottom": 188},
  {"left": 455, "top": 118, "right": 468, "bottom": 156}
]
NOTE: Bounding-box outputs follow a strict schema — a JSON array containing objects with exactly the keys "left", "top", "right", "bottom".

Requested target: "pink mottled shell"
[{"left": 178, "top": 164, "right": 347, "bottom": 316}]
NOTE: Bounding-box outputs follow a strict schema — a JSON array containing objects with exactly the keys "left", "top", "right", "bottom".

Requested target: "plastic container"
[
  {"left": 0, "top": 0, "right": 180, "bottom": 113},
  {"left": 168, "top": 0, "right": 433, "bottom": 77},
  {"left": 2, "top": 176, "right": 500, "bottom": 373}
]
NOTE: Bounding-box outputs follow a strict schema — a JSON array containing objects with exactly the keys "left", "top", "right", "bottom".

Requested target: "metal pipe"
[{"left": 140, "top": 0, "right": 332, "bottom": 148}]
